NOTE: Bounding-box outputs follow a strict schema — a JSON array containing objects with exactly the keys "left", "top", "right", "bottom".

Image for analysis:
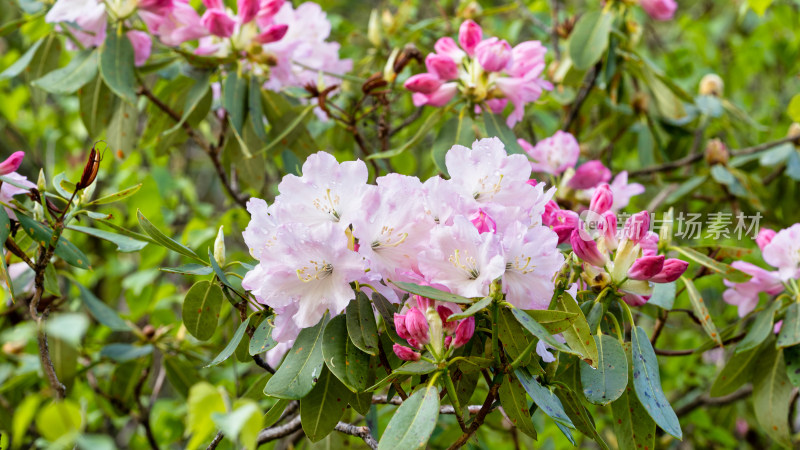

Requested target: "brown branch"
[
  {"left": 389, "top": 107, "right": 425, "bottom": 137},
  {"left": 447, "top": 375, "right": 503, "bottom": 450},
  {"left": 675, "top": 385, "right": 752, "bottom": 417},
  {"left": 256, "top": 415, "right": 303, "bottom": 444},
  {"left": 334, "top": 422, "right": 378, "bottom": 449},
  {"left": 4, "top": 237, "right": 35, "bottom": 269},
  {"left": 370, "top": 395, "right": 484, "bottom": 415},
  {"left": 36, "top": 312, "right": 65, "bottom": 399},
  {"left": 377, "top": 342, "right": 408, "bottom": 400},
  {"left": 562, "top": 61, "right": 602, "bottom": 132},
  {"left": 206, "top": 432, "right": 224, "bottom": 450},
  {"left": 133, "top": 364, "right": 159, "bottom": 450}
]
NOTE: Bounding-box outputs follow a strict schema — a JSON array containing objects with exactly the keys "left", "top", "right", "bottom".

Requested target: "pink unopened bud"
[
  {"left": 126, "top": 31, "right": 152, "bottom": 67},
  {"left": 542, "top": 200, "right": 560, "bottom": 226},
  {"left": 203, "top": 0, "right": 223, "bottom": 8},
  {"left": 413, "top": 294, "right": 433, "bottom": 311},
  {"left": 202, "top": 9, "right": 236, "bottom": 38},
  {"left": 469, "top": 209, "right": 496, "bottom": 234},
  {"left": 589, "top": 184, "right": 613, "bottom": 214},
  {"left": 640, "top": 0, "right": 677, "bottom": 21},
  {"left": 425, "top": 53, "right": 458, "bottom": 80},
  {"left": 570, "top": 230, "right": 607, "bottom": 267},
  {"left": 405, "top": 307, "right": 430, "bottom": 345},
  {"left": 452, "top": 316, "right": 475, "bottom": 348},
  {"left": 0, "top": 151, "right": 25, "bottom": 175},
  {"left": 256, "top": 23, "right": 288, "bottom": 43},
  {"left": 600, "top": 211, "right": 618, "bottom": 249},
  {"left": 650, "top": 258, "right": 689, "bottom": 283},
  {"left": 445, "top": 335, "right": 453, "bottom": 348},
  {"left": 404, "top": 73, "right": 443, "bottom": 94},
  {"left": 237, "top": 0, "right": 260, "bottom": 23},
  {"left": 756, "top": 228, "right": 776, "bottom": 251},
  {"left": 393, "top": 344, "right": 421, "bottom": 361},
  {"left": 623, "top": 293, "right": 649, "bottom": 307},
  {"left": 567, "top": 160, "right": 612, "bottom": 190},
  {"left": 628, "top": 255, "right": 665, "bottom": 280},
  {"left": 437, "top": 305, "right": 459, "bottom": 334},
  {"left": 138, "top": 0, "right": 173, "bottom": 14},
  {"left": 394, "top": 313, "right": 409, "bottom": 339},
  {"left": 412, "top": 82, "right": 458, "bottom": 108},
  {"left": 434, "top": 37, "right": 465, "bottom": 62},
  {"left": 458, "top": 20, "right": 482, "bottom": 55},
  {"left": 526, "top": 179, "right": 538, "bottom": 187},
  {"left": 259, "top": 0, "right": 284, "bottom": 17},
  {"left": 624, "top": 211, "right": 651, "bottom": 242},
  {"left": 552, "top": 210, "right": 579, "bottom": 245},
  {"left": 475, "top": 37, "right": 512, "bottom": 72}
]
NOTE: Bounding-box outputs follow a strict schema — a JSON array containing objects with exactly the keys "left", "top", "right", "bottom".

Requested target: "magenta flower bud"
[
  {"left": 589, "top": 184, "right": 614, "bottom": 214},
  {"left": 452, "top": 316, "right": 475, "bottom": 349},
  {"left": 623, "top": 293, "right": 649, "bottom": 307},
  {"left": 413, "top": 82, "right": 458, "bottom": 107},
  {"left": 458, "top": 20, "right": 482, "bottom": 55},
  {"left": 0, "top": 151, "right": 25, "bottom": 176},
  {"left": 434, "top": 37, "right": 465, "bottom": 62},
  {"left": 552, "top": 210, "right": 579, "bottom": 245},
  {"left": 407, "top": 338, "right": 422, "bottom": 349},
  {"left": 259, "top": 0, "right": 284, "bottom": 17},
  {"left": 201, "top": 9, "right": 236, "bottom": 37},
  {"left": 126, "top": 31, "right": 152, "bottom": 67},
  {"left": 393, "top": 344, "right": 421, "bottom": 361},
  {"left": 756, "top": 228, "right": 776, "bottom": 251},
  {"left": 256, "top": 23, "right": 288, "bottom": 43},
  {"left": 526, "top": 179, "right": 538, "bottom": 187},
  {"left": 600, "top": 211, "right": 618, "bottom": 249},
  {"left": 237, "top": 0, "right": 260, "bottom": 23},
  {"left": 445, "top": 335, "right": 453, "bottom": 348},
  {"left": 425, "top": 53, "right": 458, "bottom": 80},
  {"left": 640, "top": 0, "right": 677, "bottom": 21},
  {"left": 542, "top": 200, "right": 560, "bottom": 226},
  {"left": 650, "top": 259, "right": 689, "bottom": 283},
  {"left": 394, "top": 313, "right": 409, "bottom": 339},
  {"left": 567, "top": 160, "right": 612, "bottom": 190},
  {"left": 203, "top": 0, "right": 223, "bottom": 9},
  {"left": 628, "top": 255, "right": 665, "bottom": 280},
  {"left": 138, "top": 0, "right": 173, "bottom": 14},
  {"left": 437, "top": 305, "right": 458, "bottom": 334},
  {"left": 624, "top": 211, "right": 651, "bottom": 243},
  {"left": 469, "top": 209, "right": 496, "bottom": 234},
  {"left": 404, "top": 73, "right": 443, "bottom": 94},
  {"left": 475, "top": 37, "right": 512, "bottom": 72},
  {"left": 570, "top": 229, "right": 607, "bottom": 267},
  {"left": 405, "top": 307, "right": 430, "bottom": 345},
  {"left": 413, "top": 294, "right": 433, "bottom": 311}
]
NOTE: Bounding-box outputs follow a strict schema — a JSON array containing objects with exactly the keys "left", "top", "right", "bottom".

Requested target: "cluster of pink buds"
[
  {"left": 569, "top": 189, "right": 688, "bottom": 306},
  {"left": 196, "top": 0, "right": 288, "bottom": 57},
  {"left": 392, "top": 295, "right": 475, "bottom": 362},
  {"left": 404, "top": 20, "right": 552, "bottom": 127}
]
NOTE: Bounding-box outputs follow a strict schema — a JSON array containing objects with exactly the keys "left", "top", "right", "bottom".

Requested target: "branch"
[
  {"left": 252, "top": 354, "right": 275, "bottom": 374},
  {"left": 334, "top": 422, "right": 378, "bottom": 449},
  {"left": 447, "top": 374, "right": 503, "bottom": 450},
  {"left": 256, "top": 415, "right": 303, "bottom": 444},
  {"left": 675, "top": 385, "right": 753, "bottom": 417},
  {"left": 36, "top": 313, "right": 65, "bottom": 399},
  {"left": 371, "top": 395, "right": 484, "bottom": 415},
  {"left": 562, "top": 61, "right": 602, "bottom": 132},
  {"left": 655, "top": 332, "right": 745, "bottom": 356},
  {"left": 206, "top": 432, "right": 224, "bottom": 450}
]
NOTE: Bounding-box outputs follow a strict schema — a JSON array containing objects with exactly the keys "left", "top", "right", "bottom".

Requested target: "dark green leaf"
[
  {"left": 498, "top": 307, "right": 534, "bottom": 366},
  {"left": 498, "top": 372, "right": 538, "bottom": 438},
  {"left": 432, "top": 110, "right": 474, "bottom": 176},
  {"left": 68, "top": 225, "right": 147, "bottom": 252},
  {"left": 525, "top": 310, "right": 579, "bottom": 335},
  {"left": 248, "top": 75, "right": 268, "bottom": 142},
  {"left": 752, "top": 344, "right": 792, "bottom": 447},
  {"left": 182, "top": 280, "right": 223, "bottom": 341},
  {"left": 580, "top": 335, "right": 627, "bottom": 405},
  {"left": 515, "top": 368, "right": 575, "bottom": 430},
  {"left": 711, "top": 340, "right": 764, "bottom": 397},
  {"left": 76, "top": 282, "right": 129, "bottom": 331},
  {"left": 100, "top": 343, "right": 153, "bottom": 362},
  {"left": 323, "top": 315, "right": 371, "bottom": 392},
  {"left": 99, "top": 31, "right": 138, "bottom": 105},
  {"left": 16, "top": 212, "right": 91, "bottom": 269},
  {"left": 79, "top": 76, "right": 114, "bottom": 136},
  {"left": 137, "top": 210, "right": 205, "bottom": 263},
  {"left": 0, "top": 208, "right": 14, "bottom": 301},
  {"left": 249, "top": 315, "right": 278, "bottom": 355},
  {"left": 377, "top": 383, "right": 439, "bottom": 450},
  {"left": 263, "top": 399, "right": 290, "bottom": 428},
  {"left": 631, "top": 326, "right": 682, "bottom": 439},
  {"left": 783, "top": 345, "right": 800, "bottom": 388},
  {"left": 736, "top": 301, "right": 780, "bottom": 354},
  {"left": 777, "top": 303, "right": 800, "bottom": 348},
  {"left": 106, "top": 100, "right": 139, "bottom": 156},
  {"left": 552, "top": 292, "right": 599, "bottom": 367},
  {"left": 264, "top": 315, "right": 327, "bottom": 399},
  {"left": 0, "top": 37, "right": 44, "bottom": 80},
  {"left": 300, "top": 366, "right": 352, "bottom": 442},
  {"left": 205, "top": 316, "right": 251, "bottom": 367},
  {"left": 482, "top": 111, "right": 524, "bottom": 154},
  {"left": 568, "top": 10, "right": 613, "bottom": 70},
  {"left": 611, "top": 345, "right": 656, "bottom": 450},
  {"left": 394, "top": 360, "right": 437, "bottom": 376},
  {"left": 555, "top": 386, "right": 609, "bottom": 450},
  {"left": 346, "top": 292, "right": 380, "bottom": 356},
  {"left": 164, "top": 356, "right": 201, "bottom": 398},
  {"left": 509, "top": 305, "right": 573, "bottom": 354},
  {"left": 391, "top": 280, "right": 472, "bottom": 304},
  {"left": 223, "top": 71, "right": 248, "bottom": 135},
  {"left": 32, "top": 49, "right": 97, "bottom": 94},
  {"left": 164, "top": 71, "right": 212, "bottom": 135},
  {"left": 447, "top": 296, "right": 492, "bottom": 321}
]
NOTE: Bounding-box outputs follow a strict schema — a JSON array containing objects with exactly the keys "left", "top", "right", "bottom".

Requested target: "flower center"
[
  {"left": 449, "top": 249, "right": 480, "bottom": 280},
  {"left": 474, "top": 174, "right": 504, "bottom": 201},
  {"left": 371, "top": 226, "right": 408, "bottom": 249},
  {"left": 312, "top": 188, "right": 341, "bottom": 220},
  {"left": 296, "top": 260, "right": 333, "bottom": 282},
  {"left": 506, "top": 255, "right": 536, "bottom": 274}
]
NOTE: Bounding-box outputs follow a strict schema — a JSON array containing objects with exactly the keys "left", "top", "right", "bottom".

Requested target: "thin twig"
[
  {"left": 675, "top": 385, "right": 753, "bottom": 417},
  {"left": 447, "top": 375, "right": 503, "bottom": 450},
  {"left": 206, "top": 432, "right": 224, "bottom": 450},
  {"left": 562, "top": 61, "right": 602, "bottom": 132},
  {"left": 389, "top": 107, "right": 425, "bottom": 137},
  {"left": 371, "top": 395, "right": 484, "bottom": 414},
  {"left": 4, "top": 237, "right": 35, "bottom": 269},
  {"left": 334, "top": 422, "right": 378, "bottom": 449},
  {"left": 256, "top": 415, "right": 303, "bottom": 444}
]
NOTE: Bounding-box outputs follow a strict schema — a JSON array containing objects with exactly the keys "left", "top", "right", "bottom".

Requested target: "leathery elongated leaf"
[
  {"left": 264, "top": 315, "right": 327, "bottom": 399},
  {"left": 752, "top": 343, "right": 792, "bottom": 447},
  {"left": 681, "top": 276, "right": 722, "bottom": 346},
  {"left": 630, "top": 326, "right": 682, "bottom": 439},
  {"left": 580, "top": 335, "right": 627, "bottom": 405},
  {"left": 377, "top": 382, "right": 440, "bottom": 450},
  {"left": 300, "top": 366, "right": 352, "bottom": 442}
]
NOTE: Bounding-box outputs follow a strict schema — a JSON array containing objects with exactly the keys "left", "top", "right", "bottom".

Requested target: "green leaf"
[
  {"left": 509, "top": 305, "right": 573, "bottom": 354},
  {"left": 264, "top": 315, "right": 327, "bottom": 399},
  {"left": 260, "top": 91, "right": 318, "bottom": 157},
  {"left": 777, "top": 303, "right": 800, "bottom": 348},
  {"left": 670, "top": 246, "right": 751, "bottom": 283},
  {"left": 164, "top": 71, "right": 212, "bottom": 135},
  {"left": 390, "top": 280, "right": 473, "bottom": 304},
  {"left": 108, "top": 359, "right": 147, "bottom": 404},
  {"left": 394, "top": 360, "right": 437, "bottom": 375},
  {"left": 186, "top": 382, "right": 226, "bottom": 449},
  {"left": 300, "top": 366, "right": 352, "bottom": 442},
  {"left": 52, "top": 337, "right": 78, "bottom": 390},
  {"left": 553, "top": 292, "right": 599, "bottom": 367},
  {"left": 372, "top": 292, "right": 403, "bottom": 344},
  {"left": 681, "top": 276, "right": 722, "bottom": 346},
  {"left": 497, "top": 307, "right": 534, "bottom": 366},
  {"left": 753, "top": 343, "right": 792, "bottom": 448},
  {"left": 748, "top": 0, "right": 773, "bottom": 16},
  {"left": 35, "top": 400, "right": 82, "bottom": 442},
  {"left": 432, "top": 109, "right": 474, "bottom": 176},
  {"left": 580, "top": 335, "right": 627, "bottom": 405},
  {"left": 515, "top": 368, "right": 575, "bottom": 430},
  {"left": 783, "top": 345, "right": 800, "bottom": 388},
  {"left": 205, "top": 316, "right": 251, "bottom": 367},
  {"left": 248, "top": 75, "right": 269, "bottom": 142},
  {"left": 43, "top": 263, "right": 61, "bottom": 297},
  {"left": 377, "top": 383, "right": 440, "bottom": 450},
  {"left": 648, "top": 281, "right": 676, "bottom": 310},
  {"left": 249, "top": 315, "right": 278, "bottom": 355},
  {"left": 0, "top": 37, "right": 44, "bottom": 80},
  {"left": 211, "top": 402, "right": 261, "bottom": 449},
  {"left": 568, "top": 10, "right": 613, "bottom": 70},
  {"left": 106, "top": 99, "right": 139, "bottom": 156},
  {"left": 482, "top": 111, "right": 523, "bottom": 154},
  {"left": 137, "top": 210, "right": 205, "bottom": 263},
  {"left": 350, "top": 391, "right": 373, "bottom": 416},
  {"left": 76, "top": 282, "right": 130, "bottom": 331},
  {"left": 87, "top": 183, "right": 143, "bottom": 205},
  {"left": 447, "top": 296, "right": 492, "bottom": 321},
  {"left": 788, "top": 93, "right": 800, "bottom": 122},
  {"left": 68, "top": 225, "right": 147, "bottom": 252},
  {"left": 555, "top": 386, "right": 610, "bottom": 450},
  {"left": 99, "top": 30, "right": 138, "bottom": 105},
  {"left": 32, "top": 49, "right": 97, "bottom": 94},
  {"left": 257, "top": 103, "right": 318, "bottom": 155},
  {"left": 263, "top": 399, "right": 290, "bottom": 428},
  {"left": 711, "top": 340, "right": 764, "bottom": 397},
  {"left": 665, "top": 176, "right": 707, "bottom": 206},
  {"left": 630, "top": 326, "right": 682, "bottom": 439},
  {"left": 164, "top": 356, "right": 201, "bottom": 397},
  {"left": 346, "top": 291, "right": 380, "bottom": 356},
  {"left": 79, "top": 76, "right": 115, "bottom": 136},
  {"left": 736, "top": 301, "right": 780, "bottom": 354},
  {"left": 611, "top": 346, "right": 656, "bottom": 450},
  {"left": 323, "top": 315, "right": 371, "bottom": 392},
  {"left": 16, "top": 212, "right": 91, "bottom": 269},
  {"left": 161, "top": 264, "right": 213, "bottom": 276},
  {"left": 524, "top": 309, "right": 578, "bottom": 335},
  {"left": 498, "top": 372, "right": 538, "bottom": 438},
  {"left": 0, "top": 207, "right": 14, "bottom": 301},
  {"left": 182, "top": 280, "right": 223, "bottom": 341},
  {"left": 100, "top": 343, "right": 153, "bottom": 362},
  {"left": 223, "top": 71, "right": 248, "bottom": 135}
]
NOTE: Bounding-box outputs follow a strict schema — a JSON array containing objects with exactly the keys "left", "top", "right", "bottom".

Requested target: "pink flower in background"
[
  {"left": 762, "top": 224, "right": 800, "bottom": 281},
  {"left": 0, "top": 152, "right": 35, "bottom": 219},
  {"left": 723, "top": 262, "right": 783, "bottom": 317},
  {"left": 45, "top": 0, "right": 107, "bottom": 48},
  {"left": 126, "top": 31, "right": 153, "bottom": 66},
  {"left": 640, "top": 0, "right": 677, "bottom": 21},
  {"left": 606, "top": 171, "right": 645, "bottom": 211},
  {"left": 568, "top": 160, "right": 611, "bottom": 190},
  {"left": 140, "top": 0, "right": 208, "bottom": 46},
  {"left": 520, "top": 131, "right": 580, "bottom": 175},
  {"left": 755, "top": 228, "right": 776, "bottom": 251}
]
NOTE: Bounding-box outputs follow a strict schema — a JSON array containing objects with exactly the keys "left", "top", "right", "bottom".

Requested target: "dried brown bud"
[
  {"left": 362, "top": 72, "right": 388, "bottom": 94},
  {"left": 632, "top": 92, "right": 649, "bottom": 115},
  {"left": 143, "top": 324, "right": 156, "bottom": 339},
  {"left": 392, "top": 44, "right": 423, "bottom": 74},
  {"left": 556, "top": 16, "right": 577, "bottom": 39},
  {"left": 76, "top": 143, "right": 103, "bottom": 190},
  {"left": 699, "top": 74, "right": 724, "bottom": 97},
  {"left": 704, "top": 138, "right": 729, "bottom": 166}
]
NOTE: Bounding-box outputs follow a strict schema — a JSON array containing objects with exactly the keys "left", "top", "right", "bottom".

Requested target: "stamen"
[
  {"left": 473, "top": 174, "right": 504, "bottom": 200},
  {"left": 372, "top": 226, "right": 408, "bottom": 249},
  {"left": 506, "top": 255, "right": 536, "bottom": 274},
  {"left": 449, "top": 249, "right": 480, "bottom": 280},
  {"left": 296, "top": 259, "right": 334, "bottom": 282},
  {"left": 311, "top": 188, "right": 341, "bottom": 220}
]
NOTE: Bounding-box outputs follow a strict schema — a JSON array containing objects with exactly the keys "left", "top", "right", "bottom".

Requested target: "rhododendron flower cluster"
[
  {"left": 242, "top": 137, "right": 564, "bottom": 354},
  {"left": 404, "top": 20, "right": 552, "bottom": 127},
  {"left": 723, "top": 225, "right": 800, "bottom": 317}
]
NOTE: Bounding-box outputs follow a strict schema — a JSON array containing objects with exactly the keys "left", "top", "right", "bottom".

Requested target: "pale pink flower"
[
  {"left": 723, "top": 261, "right": 783, "bottom": 317},
  {"left": 762, "top": 224, "right": 800, "bottom": 281},
  {"left": 126, "top": 31, "right": 152, "bottom": 66},
  {"left": 0, "top": 152, "right": 35, "bottom": 219},
  {"left": 501, "top": 222, "right": 564, "bottom": 309},
  {"left": 607, "top": 171, "right": 644, "bottom": 211},
  {"left": 640, "top": 0, "right": 677, "bottom": 21},
  {"left": 755, "top": 228, "right": 776, "bottom": 251},
  {"left": 568, "top": 160, "right": 611, "bottom": 190},
  {"left": 140, "top": 0, "right": 208, "bottom": 46},
  {"left": 412, "top": 82, "right": 458, "bottom": 108},
  {"left": 475, "top": 37, "right": 512, "bottom": 72},
  {"left": 45, "top": 0, "right": 107, "bottom": 48},
  {"left": 519, "top": 131, "right": 580, "bottom": 175}
]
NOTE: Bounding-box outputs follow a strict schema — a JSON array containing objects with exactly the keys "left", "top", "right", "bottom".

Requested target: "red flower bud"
[{"left": 393, "top": 344, "right": 421, "bottom": 361}]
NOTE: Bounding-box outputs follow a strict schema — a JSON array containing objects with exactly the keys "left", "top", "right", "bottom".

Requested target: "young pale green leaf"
[
  {"left": 390, "top": 280, "right": 473, "bottom": 304},
  {"left": 671, "top": 246, "right": 751, "bottom": 282},
  {"left": 35, "top": 400, "right": 82, "bottom": 443},
  {"left": 630, "top": 326, "right": 682, "bottom": 439},
  {"left": 264, "top": 315, "right": 327, "bottom": 399},
  {"left": 447, "top": 296, "right": 492, "bottom": 321},
  {"left": 432, "top": 109, "right": 474, "bottom": 176},
  {"left": 515, "top": 368, "right": 575, "bottom": 430},
  {"left": 777, "top": 303, "right": 800, "bottom": 348},
  {"left": 736, "top": 301, "right": 780, "bottom": 354},
  {"left": 377, "top": 383, "right": 440, "bottom": 450},
  {"left": 553, "top": 292, "right": 599, "bottom": 367},
  {"left": 0, "top": 37, "right": 44, "bottom": 80},
  {"left": 580, "top": 335, "right": 627, "bottom": 405},
  {"left": 509, "top": 305, "right": 573, "bottom": 355},
  {"left": 15, "top": 212, "right": 91, "bottom": 269},
  {"left": 68, "top": 225, "right": 147, "bottom": 252},
  {"left": 79, "top": 76, "right": 115, "bottom": 136},
  {"left": 99, "top": 31, "right": 138, "bottom": 105},
  {"left": 482, "top": 111, "right": 524, "bottom": 154},
  {"left": 100, "top": 343, "right": 153, "bottom": 362},
  {"left": 137, "top": 210, "right": 205, "bottom": 263},
  {"left": 568, "top": 10, "right": 613, "bottom": 70},
  {"left": 32, "top": 49, "right": 97, "bottom": 94},
  {"left": 681, "top": 276, "right": 722, "bottom": 346},
  {"left": 211, "top": 401, "right": 261, "bottom": 449},
  {"left": 648, "top": 281, "right": 676, "bottom": 310},
  {"left": 205, "top": 316, "right": 251, "bottom": 367},
  {"left": 498, "top": 372, "right": 538, "bottom": 439},
  {"left": 610, "top": 347, "right": 656, "bottom": 450},
  {"left": 555, "top": 386, "right": 610, "bottom": 450},
  {"left": 163, "top": 356, "right": 202, "bottom": 398},
  {"left": 710, "top": 339, "right": 765, "bottom": 397},
  {"left": 525, "top": 310, "right": 579, "bottom": 335},
  {"left": 76, "top": 282, "right": 130, "bottom": 331},
  {"left": 300, "top": 366, "right": 352, "bottom": 442},
  {"left": 87, "top": 183, "right": 143, "bottom": 206},
  {"left": 346, "top": 291, "right": 380, "bottom": 356},
  {"left": 783, "top": 344, "right": 800, "bottom": 388},
  {"left": 323, "top": 314, "right": 371, "bottom": 392},
  {"left": 249, "top": 315, "right": 278, "bottom": 356},
  {"left": 160, "top": 264, "right": 213, "bottom": 276},
  {"left": 182, "top": 280, "right": 223, "bottom": 341},
  {"left": 753, "top": 344, "right": 792, "bottom": 448}
]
